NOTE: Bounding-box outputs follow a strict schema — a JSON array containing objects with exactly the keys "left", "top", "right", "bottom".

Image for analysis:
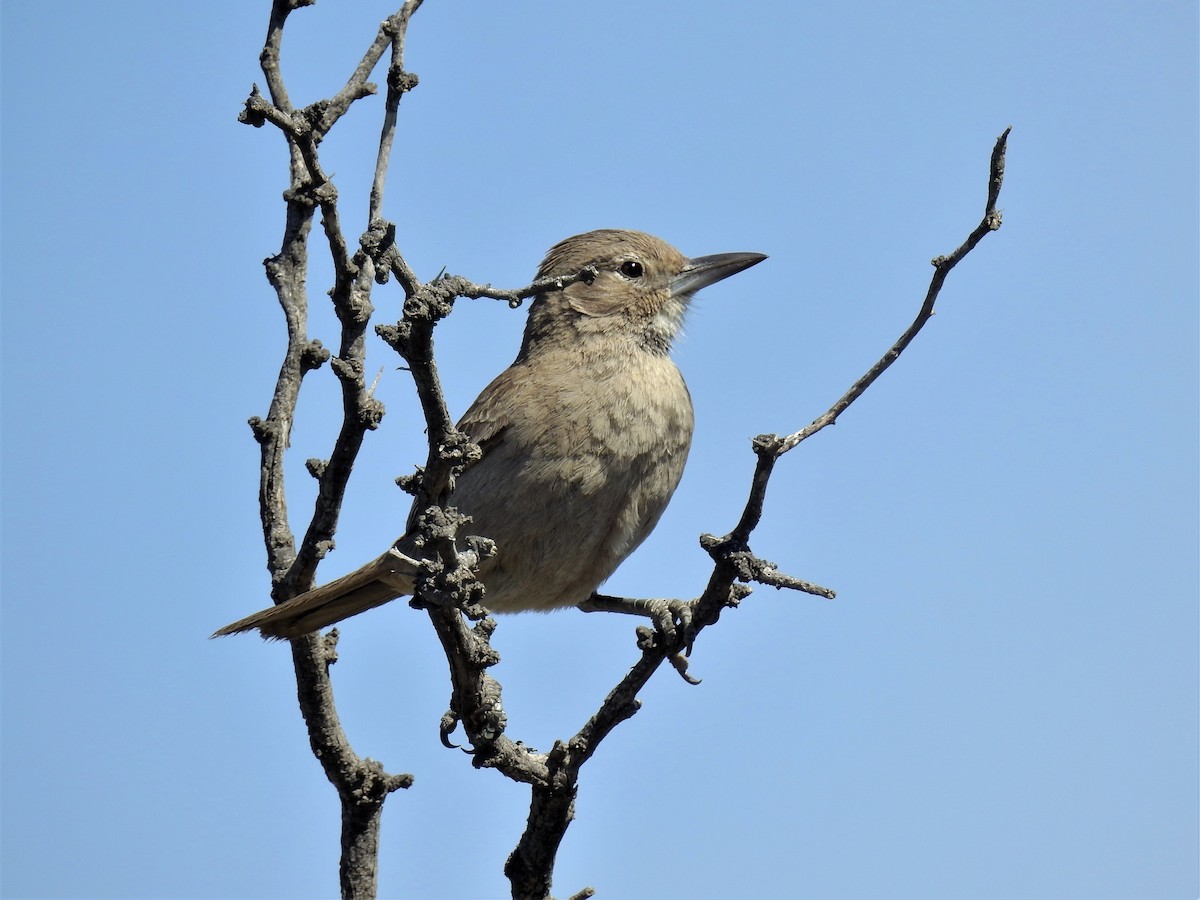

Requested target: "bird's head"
[{"left": 521, "top": 229, "right": 766, "bottom": 356}]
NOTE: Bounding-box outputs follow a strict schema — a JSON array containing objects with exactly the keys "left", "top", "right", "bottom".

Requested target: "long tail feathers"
[{"left": 212, "top": 548, "right": 419, "bottom": 640}]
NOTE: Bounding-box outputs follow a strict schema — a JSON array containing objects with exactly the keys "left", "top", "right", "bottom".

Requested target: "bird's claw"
[
  {"left": 583, "top": 595, "right": 700, "bottom": 683},
  {"left": 644, "top": 598, "right": 696, "bottom": 653}
]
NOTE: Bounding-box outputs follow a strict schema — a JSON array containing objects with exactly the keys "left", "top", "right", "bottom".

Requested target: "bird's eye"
[{"left": 619, "top": 260, "right": 644, "bottom": 278}]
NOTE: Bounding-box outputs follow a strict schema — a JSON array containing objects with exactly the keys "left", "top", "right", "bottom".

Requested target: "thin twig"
[
  {"left": 726, "top": 127, "right": 1013, "bottom": 550},
  {"left": 260, "top": 0, "right": 304, "bottom": 112},
  {"left": 369, "top": 2, "right": 424, "bottom": 220},
  {"left": 781, "top": 126, "right": 1012, "bottom": 455},
  {"left": 317, "top": 0, "right": 423, "bottom": 138}
]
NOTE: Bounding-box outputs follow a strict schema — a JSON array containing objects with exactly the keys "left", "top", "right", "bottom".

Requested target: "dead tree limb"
[{"left": 238, "top": 0, "right": 1011, "bottom": 893}]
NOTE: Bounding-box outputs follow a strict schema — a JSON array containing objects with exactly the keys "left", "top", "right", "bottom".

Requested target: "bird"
[{"left": 214, "top": 229, "right": 766, "bottom": 639}]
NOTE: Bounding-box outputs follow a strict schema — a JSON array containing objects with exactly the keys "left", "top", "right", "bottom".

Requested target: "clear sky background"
[{"left": 2, "top": 3, "right": 1196, "bottom": 899}]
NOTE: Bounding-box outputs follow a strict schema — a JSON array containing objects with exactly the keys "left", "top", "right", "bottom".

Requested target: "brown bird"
[{"left": 214, "top": 229, "right": 765, "bottom": 639}]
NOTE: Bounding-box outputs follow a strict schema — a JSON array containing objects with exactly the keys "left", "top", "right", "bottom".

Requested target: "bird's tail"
[{"left": 212, "top": 548, "right": 419, "bottom": 640}]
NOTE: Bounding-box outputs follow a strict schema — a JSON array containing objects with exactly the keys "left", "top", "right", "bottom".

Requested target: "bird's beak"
[{"left": 670, "top": 251, "right": 767, "bottom": 297}]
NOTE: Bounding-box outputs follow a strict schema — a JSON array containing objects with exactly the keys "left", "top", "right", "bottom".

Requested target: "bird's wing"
[
  {"left": 456, "top": 365, "right": 518, "bottom": 450},
  {"left": 404, "top": 365, "right": 520, "bottom": 530}
]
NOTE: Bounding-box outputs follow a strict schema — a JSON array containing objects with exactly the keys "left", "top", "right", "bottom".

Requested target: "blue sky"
[{"left": 2, "top": 2, "right": 1196, "bottom": 899}]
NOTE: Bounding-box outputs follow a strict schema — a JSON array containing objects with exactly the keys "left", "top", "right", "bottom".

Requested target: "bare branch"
[
  {"left": 721, "top": 128, "right": 1013, "bottom": 554},
  {"left": 318, "top": 1, "right": 424, "bottom": 139},
  {"left": 240, "top": 5, "right": 426, "bottom": 897},
  {"left": 290, "top": 632, "right": 414, "bottom": 895},
  {"left": 781, "top": 126, "right": 1012, "bottom": 455},
  {"left": 239, "top": 84, "right": 301, "bottom": 132},
  {"left": 250, "top": 168, "right": 318, "bottom": 584},
  {"left": 259, "top": 0, "right": 308, "bottom": 113},
  {"left": 369, "top": 3, "right": 424, "bottom": 220},
  {"left": 697, "top": 536, "right": 836, "bottom": 598},
  {"left": 429, "top": 268, "right": 600, "bottom": 309},
  {"left": 501, "top": 130, "right": 1013, "bottom": 894}
]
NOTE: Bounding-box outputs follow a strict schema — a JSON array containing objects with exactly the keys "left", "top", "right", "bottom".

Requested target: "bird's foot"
[{"left": 578, "top": 594, "right": 699, "bottom": 684}]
